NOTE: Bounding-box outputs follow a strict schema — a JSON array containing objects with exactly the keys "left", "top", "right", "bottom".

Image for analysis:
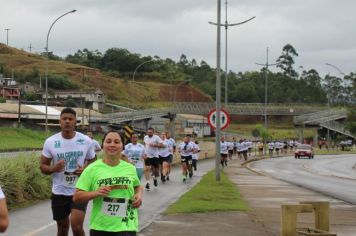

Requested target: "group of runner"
[
  {"left": 124, "top": 128, "right": 201, "bottom": 189},
  {"left": 38, "top": 107, "right": 142, "bottom": 236},
  {"left": 220, "top": 137, "right": 253, "bottom": 167},
  {"left": 34, "top": 107, "right": 201, "bottom": 236}
]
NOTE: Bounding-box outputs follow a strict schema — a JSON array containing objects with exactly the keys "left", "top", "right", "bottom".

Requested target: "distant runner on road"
[
  {"left": 143, "top": 128, "right": 163, "bottom": 190},
  {"left": 123, "top": 133, "right": 146, "bottom": 181}
]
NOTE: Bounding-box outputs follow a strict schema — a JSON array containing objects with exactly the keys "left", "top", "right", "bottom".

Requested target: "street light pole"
[
  {"left": 209, "top": 2, "right": 255, "bottom": 107},
  {"left": 256, "top": 47, "right": 278, "bottom": 131},
  {"left": 131, "top": 59, "right": 154, "bottom": 129},
  {"left": 45, "top": 9, "right": 76, "bottom": 134},
  {"left": 213, "top": 0, "right": 222, "bottom": 181},
  {"left": 324, "top": 63, "right": 346, "bottom": 147},
  {"left": 4, "top": 29, "right": 10, "bottom": 46}
]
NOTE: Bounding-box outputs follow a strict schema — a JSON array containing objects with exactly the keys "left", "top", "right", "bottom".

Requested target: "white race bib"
[
  {"left": 101, "top": 197, "right": 128, "bottom": 217},
  {"left": 63, "top": 171, "right": 78, "bottom": 187}
]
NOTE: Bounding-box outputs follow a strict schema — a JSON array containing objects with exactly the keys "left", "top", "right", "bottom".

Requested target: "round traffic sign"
[{"left": 207, "top": 108, "right": 230, "bottom": 130}]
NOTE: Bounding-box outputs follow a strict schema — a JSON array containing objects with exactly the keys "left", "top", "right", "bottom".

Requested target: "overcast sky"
[{"left": 0, "top": 0, "right": 355, "bottom": 77}]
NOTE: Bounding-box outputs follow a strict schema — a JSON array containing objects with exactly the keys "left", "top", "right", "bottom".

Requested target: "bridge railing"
[
  {"left": 320, "top": 120, "right": 354, "bottom": 138},
  {"left": 173, "top": 102, "right": 327, "bottom": 115},
  {"left": 294, "top": 108, "right": 347, "bottom": 125}
]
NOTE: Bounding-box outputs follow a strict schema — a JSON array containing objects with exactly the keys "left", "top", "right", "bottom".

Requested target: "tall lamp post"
[
  {"left": 4, "top": 28, "right": 10, "bottom": 46},
  {"left": 209, "top": 1, "right": 255, "bottom": 107},
  {"left": 131, "top": 59, "right": 155, "bottom": 129},
  {"left": 209, "top": 0, "right": 222, "bottom": 181},
  {"left": 45, "top": 10, "right": 76, "bottom": 133},
  {"left": 325, "top": 63, "right": 346, "bottom": 146},
  {"left": 256, "top": 47, "right": 278, "bottom": 131}
]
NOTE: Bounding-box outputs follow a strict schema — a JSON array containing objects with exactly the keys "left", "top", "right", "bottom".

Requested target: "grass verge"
[
  {"left": 0, "top": 127, "right": 48, "bottom": 151},
  {"left": 165, "top": 170, "right": 248, "bottom": 214},
  {"left": 0, "top": 153, "right": 52, "bottom": 210}
]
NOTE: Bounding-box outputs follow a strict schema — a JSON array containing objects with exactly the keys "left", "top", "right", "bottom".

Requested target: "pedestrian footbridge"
[{"left": 94, "top": 102, "right": 353, "bottom": 139}]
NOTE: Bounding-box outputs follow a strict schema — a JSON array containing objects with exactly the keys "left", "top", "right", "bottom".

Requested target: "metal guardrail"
[
  {"left": 93, "top": 103, "right": 335, "bottom": 125},
  {"left": 293, "top": 108, "right": 348, "bottom": 125},
  {"left": 320, "top": 120, "right": 354, "bottom": 138},
  {"left": 174, "top": 102, "right": 327, "bottom": 115},
  {"left": 97, "top": 108, "right": 173, "bottom": 124}
]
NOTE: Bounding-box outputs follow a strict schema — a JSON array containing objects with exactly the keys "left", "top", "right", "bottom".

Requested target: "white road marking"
[{"left": 24, "top": 222, "right": 56, "bottom": 236}]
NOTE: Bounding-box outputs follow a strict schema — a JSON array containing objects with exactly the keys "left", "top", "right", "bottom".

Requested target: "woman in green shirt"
[{"left": 74, "top": 131, "right": 143, "bottom": 236}]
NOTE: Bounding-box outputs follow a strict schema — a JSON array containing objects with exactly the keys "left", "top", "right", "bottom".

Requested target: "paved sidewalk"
[{"left": 140, "top": 158, "right": 356, "bottom": 236}]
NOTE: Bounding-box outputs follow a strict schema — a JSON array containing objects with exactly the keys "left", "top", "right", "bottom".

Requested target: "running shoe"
[
  {"left": 153, "top": 178, "right": 158, "bottom": 187},
  {"left": 166, "top": 175, "right": 170, "bottom": 181},
  {"left": 161, "top": 175, "right": 166, "bottom": 183},
  {"left": 145, "top": 182, "right": 150, "bottom": 191},
  {"left": 189, "top": 171, "right": 193, "bottom": 178},
  {"left": 182, "top": 176, "right": 186, "bottom": 183}
]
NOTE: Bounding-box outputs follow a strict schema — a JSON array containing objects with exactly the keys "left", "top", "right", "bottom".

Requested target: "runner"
[
  {"left": 158, "top": 133, "right": 171, "bottom": 183},
  {"left": 268, "top": 141, "right": 275, "bottom": 157},
  {"left": 165, "top": 132, "right": 176, "bottom": 181},
  {"left": 143, "top": 128, "right": 163, "bottom": 190},
  {"left": 241, "top": 139, "right": 249, "bottom": 161},
  {"left": 236, "top": 140, "right": 243, "bottom": 160},
  {"left": 40, "top": 107, "right": 96, "bottom": 236},
  {"left": 246, "top": 140, "right": 253, "bottom": 156},
  {"left": 232, "top": 137, "right": 238, "bottom": 156},
  {"left": 257, "top": 141, "right": 264, "bottom": 156},
  {"left": 177, "top": 135, "right": 195, "bottom": 182},
  {"left": 192, "top": 140, "right": 200, "bottom": 171},
  {"left": 87, "top": 131, "right": 102, "bottom": 154},
  {"left": 73, "top": 131, "right": 143, "bottom": 236},
  {"left": 0, "top": 186, "right": 9, "bottom": 233},
  {"left": 220, "top": 136, "right": 229, "bottom": 167},
  {"left": 227, "top": 140, "right": 234, "bottom": 160},
  {"left": 122, "top": 133, "right": 146, "bottom": 181}
]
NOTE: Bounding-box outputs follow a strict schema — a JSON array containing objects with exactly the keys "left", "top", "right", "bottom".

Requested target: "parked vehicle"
[{"left": 294, "top": 144, "right": 314, "bottom": 159}]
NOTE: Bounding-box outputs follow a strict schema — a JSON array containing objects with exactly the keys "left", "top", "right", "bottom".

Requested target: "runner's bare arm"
[
  {"left": 132, "top": 185, "right": 143, "bottom": 208},
  {"left": 0, "top": 198, "right": 9, "bottom": 233},
  {"left": 39, "top": 155, "right": 64, "bottom": 175},
  {"left": 73, "top": 186, "right": 111, "bottom": 203}
]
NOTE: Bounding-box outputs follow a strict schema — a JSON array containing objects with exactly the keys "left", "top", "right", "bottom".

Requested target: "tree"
[
  {"left": 322, "top": 74, "right": 343, "bottom": 105},
  {"left": 345, "top": 108, "right": 356, "bottom": 137},
  {"left": 276, "top": 44, "right": 299, "bottom": 79}
]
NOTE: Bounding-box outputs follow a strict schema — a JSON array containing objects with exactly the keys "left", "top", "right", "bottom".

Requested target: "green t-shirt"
[{"left": 76, "top": 159, "right": 141, "bottom": 232}]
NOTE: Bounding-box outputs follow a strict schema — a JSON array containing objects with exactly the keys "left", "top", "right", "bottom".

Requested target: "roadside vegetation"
[
  {"left": 0, "top": 127, "right": 48, "bottom": 151},
  {"left": 0, "top": 153, "right": 51, "bottom": 209},
  {"left": 165, "top": 170, "right": 248, "bottom": 214}
]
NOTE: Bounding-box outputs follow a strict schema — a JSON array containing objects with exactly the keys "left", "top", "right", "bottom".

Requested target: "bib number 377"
[{"left": 102, "top": 197, "right": 128, "bottom": 217}]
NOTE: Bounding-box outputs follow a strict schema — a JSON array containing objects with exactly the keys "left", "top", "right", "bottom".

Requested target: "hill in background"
[{"left": 0, "top": 43, "right": 212, "bottom": 109}]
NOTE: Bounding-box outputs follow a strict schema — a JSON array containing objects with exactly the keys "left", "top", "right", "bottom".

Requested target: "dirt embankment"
[{"left": 159, "top": 85, "right": 212, "bottom": 102}]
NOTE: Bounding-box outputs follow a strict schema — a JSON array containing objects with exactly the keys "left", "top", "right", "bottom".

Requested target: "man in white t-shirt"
[
  {"left": 86, "top": 131, "right": 102, "bottom": 154},
  {"left": 0, "top": 186, "right": 9, "bottom": 233},
  {"left": 123, "top": 133, "right": 146, "bottom": 180},
  {"left": 178, "top": 135, "right": 196, "bottom": 182},
  {"left": 143, "top": 127, "right": 163, "bottom": 190},
  {"left": 165, "top": 132, "right": 176, "bottom": 181},
  {"left": 40, "top": 107, "right": 96, "bottom": 236},
  {"left": 220, "top": 136, "right": 229, "bottom": 167},
  {"left": 192, "top": 140, "right": 200, "bottom": 171}
]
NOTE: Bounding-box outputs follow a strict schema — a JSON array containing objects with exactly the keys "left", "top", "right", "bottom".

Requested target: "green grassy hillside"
[{"left": 0, "top": 43, "right": 212, "bottom": 108}]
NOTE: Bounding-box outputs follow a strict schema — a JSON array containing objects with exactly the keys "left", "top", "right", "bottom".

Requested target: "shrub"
[{"left": 0, "top": 153, "right": 51, "bottom": 209}]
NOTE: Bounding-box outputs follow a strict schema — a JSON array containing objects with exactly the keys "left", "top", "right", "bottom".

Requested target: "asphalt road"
[
  {"left": 248, "top": 154, "right": 356, "bottom": 204},
  {"left": 6, "top": 159, "right": 216, "bottom": 236}
]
